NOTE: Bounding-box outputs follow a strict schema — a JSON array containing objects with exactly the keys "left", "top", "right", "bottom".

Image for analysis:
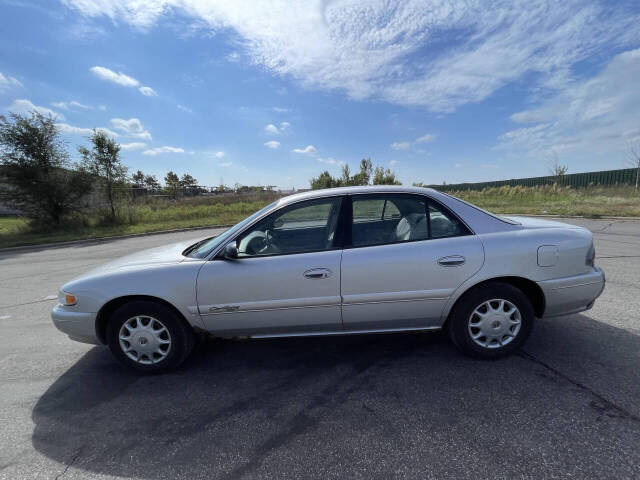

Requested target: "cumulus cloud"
[
  {"left": 218, "top": 161, "right": 233, "bottom": 167},
  {"left": 90, "top": 66, "right": 157, "bottom": 97},
  {"left": 142, "top": 146, "right": 184, "bottom": 155},
  {"left": 177, "top": 104, "right": 192, "bottom": 113},
  {"left": 214, "top": 151, "right": 225, "bottom": 158},
  {"left": 120, "top": 142, "right": 147, "bottom": 150},
  {"left": 415, "top": 133, "right": 437, "bottom": 143},
  {"left": 65, "top": 1, "right": 640, "bottom": 112},
  {"left": 495, "top": 48, "right": 640, "bottom": 162},
  {"left": 110, "top": 117, "right": 152, "bottom": 140},
  {"left": 55, "top": 123, "right": 117, "bottom": 137},
  {"left": 138, "top": 86, "right": 157, "bottom": 96},
  {"left": 264, "top": 121, "right": 291, "bottom": 135},
  {"left": 264, "top": 140, "right": 280, "bottom": 149},
  {"left": 292, "top": 145, "right": 317, "bottom": 155},
  {"left": 391, "top": 141, "right": 410, "bottom": 151},
  {"left": 0, "top": 72, "right": 22, "bottom": 92},
  {"left": 9, "top": 99, "right": 63, "bottom": 120}
]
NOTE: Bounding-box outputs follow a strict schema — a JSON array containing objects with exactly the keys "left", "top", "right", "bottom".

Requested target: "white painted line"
[{"left": 0, "top": 315, "right": 10, "bottom": 320}]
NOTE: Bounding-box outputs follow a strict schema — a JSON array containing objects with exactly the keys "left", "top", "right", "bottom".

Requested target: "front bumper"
[
  {"left": 538, "top": 267, "right": 605, "bottom": 318},
  {"left": 51, "top": 304, "right": 100, "bottom": 345}
]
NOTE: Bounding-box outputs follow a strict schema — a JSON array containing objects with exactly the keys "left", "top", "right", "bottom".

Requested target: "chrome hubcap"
[
  {"left": 119, "top": 316, "right": 171, "bottom": 364},
  {"left": 468, "top": 299, "right": 521, "bottom": 349}
]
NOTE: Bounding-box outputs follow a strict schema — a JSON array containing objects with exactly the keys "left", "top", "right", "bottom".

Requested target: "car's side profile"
[{"left": 51, "top": 186, "right": 605, "bottom": 372}]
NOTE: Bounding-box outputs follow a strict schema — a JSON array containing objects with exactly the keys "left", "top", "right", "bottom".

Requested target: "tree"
[
  {"left": 164, "top": 171, "right": 181, "bottom": 198},
  {"left": 131, "top": 170, "right": 145, "bottom": 187},
  {"left": 0, "top": 112, "right": 92, "bottom": 225},
  {"left": 144, "top": 174, "right": 160, "bottom": 192},
  {"left": 373, "top": 166, "right": 401, "bottom": 185},
  {"left": 180, "top": 173, "right": 198, "bottom": 189},
  {"left": 79, "top": 130, "right": 128, "bottom": 219},
  {"left": 548, "top": 152, "right": 568, "bottom": 185},
  {"left": 309, "top": 158, "right": 401, "bottom": 189},
  {"left": 310, "top": 170, "right": 343, "bottom": 190}
]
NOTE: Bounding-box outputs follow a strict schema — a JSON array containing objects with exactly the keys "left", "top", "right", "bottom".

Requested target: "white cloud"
[
  {"left": 214, "top": 151, "right": 225, "bottom": 158},
  {"left": 90, "top": 66, "right": 156, "bottom": 97},
  {"left": 264, "top": 140, "right": 280, "bottom": 149},
  {"left": 390, "top": 160, "right": 398, "bottom": 166},
  {"left": 90, "top": 66, "right": 139, "bottom": 87},
  {"left": 272, "top": 107, "right": 289, "bottom": 113},
  {"left": 218, "top": 161, "right": 233, "bottom": 167},
  {"left": 51, "top": 100, "right": 93, "bottom": 110},
  {"left": 177, "top": 104, "right": 192, "bottom": 113},
  {"left": 142, "top": 146, "right": 184, "bottom": 155},
  {"left": 495, "top": 48, "right": 640, "bottom": 164},
  {"left": 279, "top": 121, "right": 290, "bottom": 131},
  {"left": 8, "top": 99, "right": 63, "bottom": 120},
  {"left": 55, "top": 123, "right": 117, "bottom": 137},
  {"left": 0, "top": 72, "right": 22, "bottom": 92},
  {"left": 110, "top": 117, "right": 152, "bottom": 140},
  {"left": 264, "top": 123, "right": 279, "bottom": 135},
  {"left": 64, "top": 1, "right": 640, "bottom": 112},
  {"left": 292, "top": 145, "right": 317, "bottom": 155},
  {"left": 415, "top": 133, "right": 436, "bottom": 143},
  {"left": 139, "top": 86, "right": 157, "bottom": 96},
  {"left": 120, "top": 142, "right": 147, "bottom": 150},
  {"left": 391, "top": 141, "right": 410, "bottom": 151}
]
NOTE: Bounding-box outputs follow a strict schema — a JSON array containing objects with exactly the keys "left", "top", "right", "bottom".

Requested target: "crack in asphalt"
[
  {"left": 54, "top": 447, "right": 82, "bottom": 480},
  {"left": 0, "top": 297, "right": 58, "bottom": 310},
  {"left": 518, "top": 350, "right": 640, "bottom": 424}
]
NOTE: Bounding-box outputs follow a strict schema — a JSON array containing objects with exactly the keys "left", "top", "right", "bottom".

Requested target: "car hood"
[
  {"left": 82, "top": 239, "right": 201, "bottom": 277},
  {"left": 504, "top": 216, "right": 583, "bottom": 230}
]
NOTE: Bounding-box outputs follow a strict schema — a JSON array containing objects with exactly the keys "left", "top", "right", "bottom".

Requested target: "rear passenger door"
[{"left": 341, "top": 194, "right": 484, "bottom": 331}]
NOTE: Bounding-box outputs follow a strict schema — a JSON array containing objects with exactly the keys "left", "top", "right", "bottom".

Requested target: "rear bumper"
[
  {"left": 51, "top": 304, "right": 100, "bottom": 345},
  {"left": 538, "top": 267, "right": 605, "bottom": 318}
]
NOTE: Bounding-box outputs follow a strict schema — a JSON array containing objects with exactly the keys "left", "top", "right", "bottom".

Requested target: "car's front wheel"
[
  {"left": 106, "top": 300, "right": 195, "bottom": 373},
  {"left": 448, "top": 282, "right": 534, "bottom": 358}
]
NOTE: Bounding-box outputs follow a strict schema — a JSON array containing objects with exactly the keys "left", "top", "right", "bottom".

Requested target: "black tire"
[
  {"left": 106, "top": 300, "right": 195, "bottom": 373},
  {"left": 448, "top": 282, "right": 534, "bottom": 359}
]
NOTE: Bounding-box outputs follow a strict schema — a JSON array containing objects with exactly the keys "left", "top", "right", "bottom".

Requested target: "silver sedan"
[{"left": 52, "top": 186, "right": 605, "bottom": 372}]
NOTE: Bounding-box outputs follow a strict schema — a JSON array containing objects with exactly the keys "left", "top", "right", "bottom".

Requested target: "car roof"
[{"left": 277, "top": 185, "right": 438, "bottom": 207}]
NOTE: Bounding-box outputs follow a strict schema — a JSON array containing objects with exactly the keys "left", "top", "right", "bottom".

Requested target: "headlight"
[{"left": 60, "top": 292, "right": 78, "bottom": 306}]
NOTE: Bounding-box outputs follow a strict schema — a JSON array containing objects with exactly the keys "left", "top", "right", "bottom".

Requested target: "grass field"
[{"left": 1, "top": 185, "right": 638, "bottom": 249}]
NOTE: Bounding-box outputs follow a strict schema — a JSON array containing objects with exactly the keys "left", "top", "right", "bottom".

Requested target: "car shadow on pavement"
[{"left": 31, "top": 315, "right": 640, "bottom": 480}]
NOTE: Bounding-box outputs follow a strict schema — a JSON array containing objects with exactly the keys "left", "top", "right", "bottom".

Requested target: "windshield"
[{"left": 183, "top": 201, "right": 278, "bottom": 258}]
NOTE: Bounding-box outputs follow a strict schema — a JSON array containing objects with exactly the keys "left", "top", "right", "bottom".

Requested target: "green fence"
[{"left": 429, "top": 168, "right": 638, "bottom": 192}]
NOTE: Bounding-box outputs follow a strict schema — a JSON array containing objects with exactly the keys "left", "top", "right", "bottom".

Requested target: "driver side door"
[{"left": 196, "top": 196, "right": 344, "bottom": 336}]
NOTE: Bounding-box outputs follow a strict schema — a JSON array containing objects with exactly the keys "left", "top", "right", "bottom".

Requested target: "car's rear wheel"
[
  {"left": 448, "top": 282, "right": 534, "bottom": 358},
  {"left": 107, "top": 300, "right": 195, "bottom": 373}
]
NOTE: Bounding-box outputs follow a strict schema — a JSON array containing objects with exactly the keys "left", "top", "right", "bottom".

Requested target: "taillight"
[{"left": 586, "top": 244, "right": 595, "bottom": 267}]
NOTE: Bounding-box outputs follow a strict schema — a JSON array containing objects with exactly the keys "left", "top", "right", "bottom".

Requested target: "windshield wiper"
[{"left": 182, "top": 237, "right": 214, "bottom": 257}]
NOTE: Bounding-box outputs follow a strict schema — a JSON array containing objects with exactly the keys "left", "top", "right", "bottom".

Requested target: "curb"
[{"left": 0, "top": 224, "right": 233, "bottom": 253}]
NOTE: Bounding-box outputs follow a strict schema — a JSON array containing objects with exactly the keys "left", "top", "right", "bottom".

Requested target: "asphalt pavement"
[{"left": 0, "top": 218, "right": 639, "bottom": 479}]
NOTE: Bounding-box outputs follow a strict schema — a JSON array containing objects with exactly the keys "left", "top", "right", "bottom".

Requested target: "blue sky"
[{"left": 1, "top": 0, "right": 639, "bottom": 189}]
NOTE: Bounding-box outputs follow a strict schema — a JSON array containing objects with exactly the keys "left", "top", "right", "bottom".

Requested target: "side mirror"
[{"left": 223, "top": 242, "right": 238, "bottom": 260}]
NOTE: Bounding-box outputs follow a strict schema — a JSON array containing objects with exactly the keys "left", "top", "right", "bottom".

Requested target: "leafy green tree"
[
  {"left": 0, "top": 112, "right": 92, "bottom": 225},
  {"left": 131, "top": 169, "right": 145, "bottom": 187},
  {"left": 373, "top": 166, "right": 401, "bottom": 185},
  {"left": 310, "top": 170, "right": 342, "bottom": 190},
  {"left": 164, "top": 171, "right": 181, "bottom": 198},
  {"left": 351, "top": 158, "right": 373, "bottom": 186},
  {"left": 79, "top": 131, "right": 128, "bottom": 220},
  {"left": 179, "top": 173, "right": 198, "bottom": 189},
  {"left": 144, "top": 174, "right": 160, "bottom": 192}
]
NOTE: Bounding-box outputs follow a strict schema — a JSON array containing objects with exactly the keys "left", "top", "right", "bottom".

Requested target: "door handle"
[
  {"left": 438, "top": 255, "right": 466, "bottom": 267},
  {"left": 304, "top": 268, "right": 332, "bottom": 279}
]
